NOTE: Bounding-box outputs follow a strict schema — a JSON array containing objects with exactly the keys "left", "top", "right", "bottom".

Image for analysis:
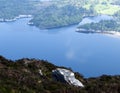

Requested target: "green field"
[
  {"left": 94, "top": 4, "right": 120, "bottom": 15},
  {"left": 83, "top": 0, "right": 120, "bottom": 15}
]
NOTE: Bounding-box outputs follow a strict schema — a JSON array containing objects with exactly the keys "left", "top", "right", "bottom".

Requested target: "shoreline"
[
  {"left": 76, "top": 28, "right": 120, "bottom": 37},
  {"left": 0, "top": 15, "right": 33, "bottom": 22},
  {"left": 0, "top": 15, "right": 99, "bottom": 30},
  {"left": 0, "top": 15, "right": 79, "bottom": 29},
  {"left": 35, "top": 23, "right": 79, "bottom": 30}
]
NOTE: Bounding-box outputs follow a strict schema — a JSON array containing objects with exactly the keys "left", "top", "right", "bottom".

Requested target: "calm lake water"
[{"left": 0, "top": 18, "right": 120, "bottom": 77}]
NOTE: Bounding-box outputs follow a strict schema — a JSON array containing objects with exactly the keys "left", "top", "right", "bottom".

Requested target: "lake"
[{"left": 0, "top": 18, "right": 120, "bottom": 78}]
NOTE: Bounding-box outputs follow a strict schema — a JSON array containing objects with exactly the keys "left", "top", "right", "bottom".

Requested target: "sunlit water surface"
[{"left": 0, "top": 18, "right": 120, "bottom": 77}]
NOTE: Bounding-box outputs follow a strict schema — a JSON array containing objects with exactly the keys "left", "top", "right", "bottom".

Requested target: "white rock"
[
  {"left": 52, "top": 68, "right": 84, "bottom": 87},
  {"left": 39, "top": 69, "right": 43, "bottom": 76}
]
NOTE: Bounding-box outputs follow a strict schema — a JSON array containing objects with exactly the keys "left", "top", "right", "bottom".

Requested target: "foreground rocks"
[{"left": 0, "top": 56, "right": 120, "bottom": 93}]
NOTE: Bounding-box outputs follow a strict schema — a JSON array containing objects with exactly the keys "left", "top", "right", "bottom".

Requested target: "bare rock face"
[
  {"left": 39, "top": 69, "right": 43, "bottom": 76},
  {"left": 52, "top": 68, "right": 84, "bottom": 87}
]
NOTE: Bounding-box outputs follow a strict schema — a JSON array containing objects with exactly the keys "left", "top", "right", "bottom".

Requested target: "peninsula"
[{"left": 1, "top": 0, "right": 120, "bottom": 30}]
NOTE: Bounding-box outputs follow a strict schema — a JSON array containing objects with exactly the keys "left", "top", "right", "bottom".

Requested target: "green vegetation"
[
  {"left": 30, "top": 5, "right": 87, "bottom": 29},
  {"left": 76, "top": 0, "right": 120, "bottom": 32},
  {"left": 0, "top": 0, "right": 120, "bottom": 29},
  {"left": 83, "top": 0, "right": 120, "bottom": 15},
  {"left": 0, "top": 0, "right": 36, "bottom": 19},
  {"left": 94, "top": 4, "right": 120, "bottom": 15},
  {"left": 1, "top": 56, "right": 120, "bottom": 93},
  {"left": 0, "top": 56, "right": 84, "bottom": 93},
  {"left": 78, "top": 20, "right": 120, "bottom": 32}
]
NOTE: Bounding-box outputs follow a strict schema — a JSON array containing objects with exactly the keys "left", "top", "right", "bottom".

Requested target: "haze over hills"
[{"left": 0, "top": 0, "right": 120, "bottom": 29}]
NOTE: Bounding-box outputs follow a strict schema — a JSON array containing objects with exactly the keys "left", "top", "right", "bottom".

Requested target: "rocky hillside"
[{"left": 0, "top": 56, "right": 120, "bottom": 93}]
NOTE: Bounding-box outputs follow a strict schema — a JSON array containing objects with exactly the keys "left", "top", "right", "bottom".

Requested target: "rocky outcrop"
[
  {"left": 52, "top": 68, "right": 84, "bottom": 87},
  {"left": 39, "top": 69, "right": 43, "bottom": 76},
  {"left": 1, "top": 56, "right": 120, "bottom": 93}
]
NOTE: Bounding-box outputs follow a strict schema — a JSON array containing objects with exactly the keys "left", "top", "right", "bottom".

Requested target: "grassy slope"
[
  {"left": 83, "top": 0, "right": 120, "bottom": 15},
  {"left": 94, "top": 4, "right": 120, "bottom": 15}
]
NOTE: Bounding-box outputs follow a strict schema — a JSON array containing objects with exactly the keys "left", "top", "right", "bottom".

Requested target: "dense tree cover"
[
  {"left": 0, "top": 0, "right": 88, "bottom": 28},
  {"left": 0, "top": 0, "right": 120, "bottom": 29},
  {"left": 30, "top": 5, "right": 89, "bottom": 29},
  {"left": 78, "top": 20, "right": 120, "bottom": 32},
  {"left": 1, "top": 56, "right": 120, "bottom": 93},
  {"left": 0, "top": 0, "right": 36, "bottom": 19}
]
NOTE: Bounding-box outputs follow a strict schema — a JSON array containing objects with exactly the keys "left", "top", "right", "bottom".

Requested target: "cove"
[{"left": 0, "top": 18, "right": 120, "bottom": 78}]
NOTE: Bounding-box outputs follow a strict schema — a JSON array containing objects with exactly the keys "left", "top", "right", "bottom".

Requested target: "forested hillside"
[
  {"left": 0, "top": 0, "right": 34, "bottom": 19},
  {"left": 0, "top": 0, "right": 120, "bottom": 29},
  {"left": 30, "top": 5, "right": 89, "bottom": 29}
]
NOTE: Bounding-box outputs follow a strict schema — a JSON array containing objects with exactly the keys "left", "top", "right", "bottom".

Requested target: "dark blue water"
[{"left": 0, "top": 18, "right": 120, "bottom": 77}]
